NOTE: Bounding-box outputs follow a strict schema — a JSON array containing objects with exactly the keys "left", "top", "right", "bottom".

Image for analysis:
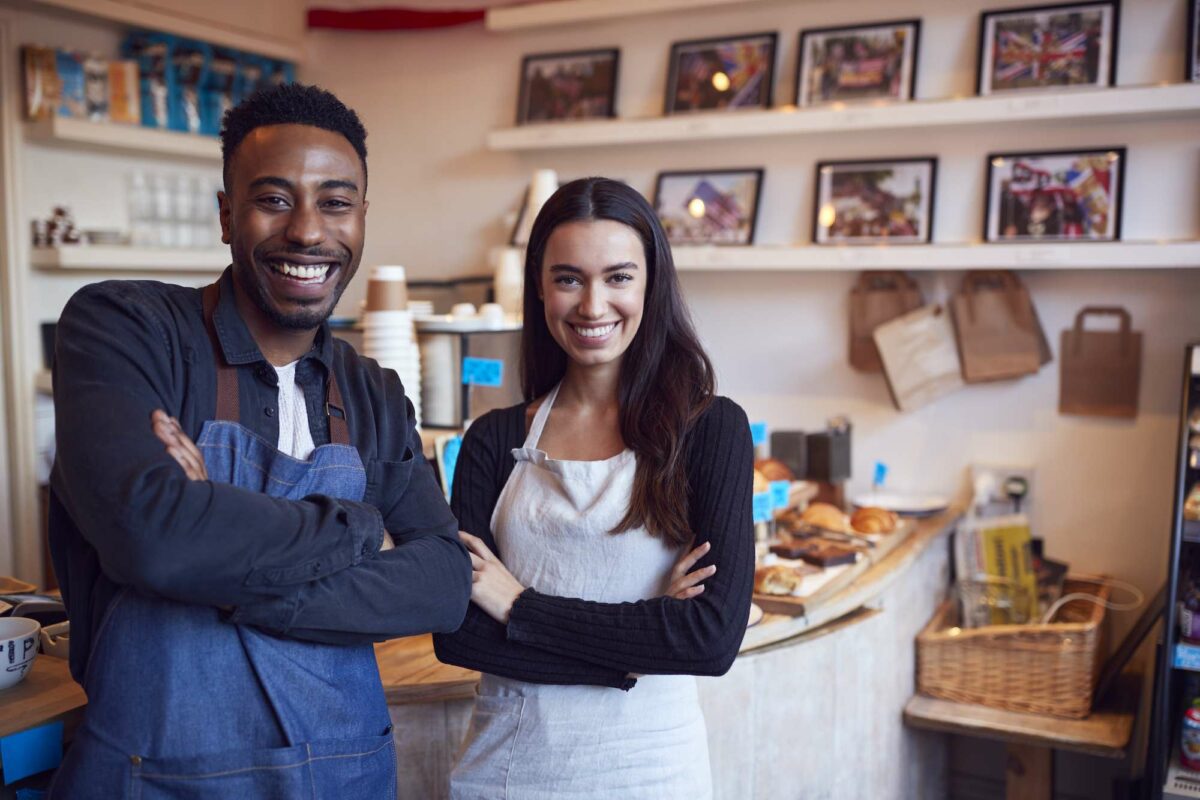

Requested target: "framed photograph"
[
  {"left": 796, "top": 19, "right": 920, "bottom": 107},
  {"left": 516, "top": 48, "right": 619, "bottom": 125},
  {"left": 977, "top": 2, "right": 1118, "bottom": 95},
  {"left": 812, "top": 158, "right": 936, "bottom": 245},
  {"left": 665, "top": 32, "right": 777, "bottom": 114},
  {"left": 984, "top": 147, "right": 1125, "bottom": 242},
  {"left": 653, "top": 169, "right": 764, "bottom": 245},
  {"left": 1189, "top": 0, "right": 1200, "bottom": 82}
]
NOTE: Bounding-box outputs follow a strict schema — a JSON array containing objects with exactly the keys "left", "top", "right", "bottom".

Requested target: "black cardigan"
[{"left": 432, "top": 395, "right": 754, "bottom": 690}]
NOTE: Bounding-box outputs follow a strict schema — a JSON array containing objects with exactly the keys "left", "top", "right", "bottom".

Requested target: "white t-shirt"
[{"left": 274, "top": 360, "right": 315, "bottom": 460}]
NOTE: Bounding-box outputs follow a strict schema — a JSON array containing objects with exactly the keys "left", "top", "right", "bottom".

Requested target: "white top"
[{"left": 274, "top": 361, "right": 315, "bottom": 461}]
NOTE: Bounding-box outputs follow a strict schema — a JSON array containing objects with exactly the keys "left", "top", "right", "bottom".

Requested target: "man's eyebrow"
[
  {"left": 248, "top": 176, "right": 293, "bottom": 191},
  {"left": 319, "top": 179, "right": 360, "bottom": 193}
]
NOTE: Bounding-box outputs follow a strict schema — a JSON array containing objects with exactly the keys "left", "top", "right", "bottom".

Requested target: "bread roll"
[
  {"left": 851, "top": 506, "right": 898, "bottom": 534},
  {"left": 753, "top": 469, "right": 770, "bottom": 494},
  {"left": 754, "top": 458, "right": 795, "bottom": 484},
  {"left": 801, "top": 502, "right": 850, "bottom": 533},
  {"left": 754, "top": 565, "right": 804, "bottom": 596}
]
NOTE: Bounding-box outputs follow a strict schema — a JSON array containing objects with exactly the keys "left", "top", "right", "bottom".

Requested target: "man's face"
[{"left": 219, "top": 124, "right": 367, "bottom": 331}]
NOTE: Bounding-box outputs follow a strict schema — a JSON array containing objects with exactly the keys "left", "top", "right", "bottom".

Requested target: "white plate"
[
  {"left": 748, "top": 603, "right": 764, "bottom": 628},
  {"left": 850, "top": 493, "right": 950, "bottom": 518}
]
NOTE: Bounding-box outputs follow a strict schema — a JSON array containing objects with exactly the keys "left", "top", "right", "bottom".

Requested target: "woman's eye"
[
  {"left": 554, "top": 275, "right": 580, "bottom": 286},
  {"left": 610, "top": 273, "right": 633, "bottom": 284}
]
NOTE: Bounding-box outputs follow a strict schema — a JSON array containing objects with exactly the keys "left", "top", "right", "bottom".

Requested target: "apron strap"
[
  {"left": 202, "top": 283, "right": 240, "bottom": 423},
  {"left": 525, "top": 382, "right": 560, "bottom": 449},
  {"left": 201, "top": 281, "right": 352, "bottom": 446}
]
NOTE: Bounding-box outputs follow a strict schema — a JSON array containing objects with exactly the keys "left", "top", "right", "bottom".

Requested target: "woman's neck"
[{"left": 557, "top": 360, "right": 620, "bottom": 412}]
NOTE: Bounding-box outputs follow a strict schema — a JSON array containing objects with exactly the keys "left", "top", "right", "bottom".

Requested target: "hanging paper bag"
[
  {"left": 874, "top": 304, "right": 964, "bottom": 412},
  {"left": 848, "top": 271, "right": 924, "bottom": 373},
  {"left": 1059, "top": 306, "right": 1142, "bottom": 418},
  {"left": 951, "top": 270, "right": 1044, "bottom": 383}
]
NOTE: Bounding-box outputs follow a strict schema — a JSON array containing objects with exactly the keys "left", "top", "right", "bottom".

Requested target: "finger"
[
  {"left": 675, "top": 564, "right": 717, "bottom": 592},
  {"left": 152, "top": 419, "right": 179, "bottom": 446},
  {"left": 167, "top": 446, "right": 203, "bottom": 481},
  {"left": 469, "top": 552, "right": 486, "bottom": 571},
  {"left": 461, "top": 533, "right": 498, "bottom": 563},
  {"left": 673, "top": 542, "right": 711, "bottom": 577},
  {"left": 176, "top": 428, "right": 205, "bottom": 470},
  {"left": 672, "top": 585, "right": 705, "bottom": 601}
]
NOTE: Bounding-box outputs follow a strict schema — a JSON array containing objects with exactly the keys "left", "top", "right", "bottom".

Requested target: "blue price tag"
[
  {"left": 750, "top": 422, "right": 768, "bottom": 447},
  {"left": 752, "top": 492, "right": 772, "bottom": 523},
  {"left": 873, "top": 461, "right": 888, "bottom": 487},
  {"left": 1, "top": 722, "right": 63, "bottom": 785},
  {"left": 769, "top": 480, "right": 790, "bottom": 509},
  {"left": 440, "top": 435, "right": 462, "bottom": 499},
  {"left": 461, "top": 357, "right": 503, "bottom": 388}
]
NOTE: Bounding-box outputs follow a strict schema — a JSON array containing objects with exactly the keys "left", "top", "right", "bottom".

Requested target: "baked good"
[
  {"left": 801, "top": 502, "right": 850, "bottom": 533},
  {"left": 1186, "top": 483, "right": 1200, "bottom": 522},
  {"left": 775, "top": 507, "right": 806, "bottom": 536},
  {"left": 753, "top": 469, "right": 770, "bottom": 495},
  {"left": 770, "top": 541, "right": 811, "bottom": 560},
  {"left": 796, "top": 542, "right": 859, "bottom": 568},
  {"left": 754, "top": 458, "right": 795, "bottom": 484},
  {"left": 754, "top": 565, "right": 804, "bottom": 596},
  {"left": 851, "top": 506, "right": 898, "bottom": 534}
]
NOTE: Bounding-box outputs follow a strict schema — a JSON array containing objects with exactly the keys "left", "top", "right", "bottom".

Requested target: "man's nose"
[{"left": 284, "top": 202, "right": 325, "bottom": 248}]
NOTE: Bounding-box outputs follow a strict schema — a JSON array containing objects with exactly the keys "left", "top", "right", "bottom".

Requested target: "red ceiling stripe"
[{"left": 307, "top": 7, "right": 486, "bottom": 30}]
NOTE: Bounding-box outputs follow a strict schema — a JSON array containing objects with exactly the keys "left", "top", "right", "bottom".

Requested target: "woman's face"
[{"left": 539, "top": 219, "right": 646, "bottom": 371}]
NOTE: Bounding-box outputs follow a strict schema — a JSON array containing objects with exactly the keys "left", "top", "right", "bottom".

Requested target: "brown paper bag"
[
  {"left": 874, "top": 304, "right": 964, "bottom": 412},
  {"left": 849, "top": 271, "right": 924, "bottom": 372},
  {"left": 951, "top": 271, "right": 1045, "bottom": 383},
  {"left": 1059, "top": 306, "right": 1142, "bottom": 418}
]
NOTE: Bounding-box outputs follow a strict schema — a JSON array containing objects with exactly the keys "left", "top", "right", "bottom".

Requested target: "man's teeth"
[
  {"left": 271, "top": 261, "right": 332, "bottom": 281},
  {"left": 573, "top": 322, "right": 617, "bottom": 337}
]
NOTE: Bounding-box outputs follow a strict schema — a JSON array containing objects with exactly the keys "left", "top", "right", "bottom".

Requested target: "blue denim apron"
[{"left": 51, "top": 284, "right": 396, "bottom": 799}]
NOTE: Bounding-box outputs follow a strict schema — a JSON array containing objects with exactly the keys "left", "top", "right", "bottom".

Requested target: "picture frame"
[
  {"left": 664, "top": 32, "right": 777, "bottom": 115},
  {"left": 515, "top": 48, "right": 620, "bottom": 125},
  {"left": 812, "top": 158, "right": 937, "bottom": 245},
  {"left": 653, "top": 168, "right": 764, "bottom": 246},
  {"left": 1189, "top": 0, "right": 1200, "bottom": 82},
  {"left": 796, "top": 19, "right": 921, "bottom": 108},
  {"left": 976, "top": 1, "right": 1118, "bottom": 95},
  {"left": 983, "top": 147, "right": 1125, "bottom": 242}
]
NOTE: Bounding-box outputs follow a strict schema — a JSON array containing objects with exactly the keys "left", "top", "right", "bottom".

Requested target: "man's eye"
[
  {"left": 258, "top": 196, "right": 288, "bottom": 207},
  {"left": 324, "top": 199, "right": 351, "bottom": 209}
]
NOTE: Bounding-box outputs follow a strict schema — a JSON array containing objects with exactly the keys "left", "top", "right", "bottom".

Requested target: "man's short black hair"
[{"left": 220, "top": 82, "right": 368, "bottom": 191}]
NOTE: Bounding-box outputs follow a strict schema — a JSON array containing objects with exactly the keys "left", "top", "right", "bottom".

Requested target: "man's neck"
[{"left": 230, "top": 276, "right": 319, "bottom": 367}]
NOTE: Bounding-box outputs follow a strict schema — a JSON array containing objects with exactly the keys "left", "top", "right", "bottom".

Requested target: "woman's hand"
[
  {"left": 151, "top": 410, "right": 208, "bottom": 481},
  {"left": 459, "top": 531, "right": 525, "bottom": 624},
  {"left": 665, "top": 540, "right": 715, "bottom": 600}
]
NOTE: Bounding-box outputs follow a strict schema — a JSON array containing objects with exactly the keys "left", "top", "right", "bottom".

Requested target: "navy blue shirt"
[{"left": 49, "top": 268, "right": 472, "bottom": 682}]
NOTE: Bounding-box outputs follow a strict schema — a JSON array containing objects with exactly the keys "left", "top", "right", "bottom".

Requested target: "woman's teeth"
[
  {"left": 270, "top": 261, "right": 332, "bottom": 282},
  {"left": 573, "top": 322, "right": 617, "bottom": 338}
]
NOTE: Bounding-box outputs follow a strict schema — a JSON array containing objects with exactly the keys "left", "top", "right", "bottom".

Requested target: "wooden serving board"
[{"left": 752, "top": 518, "right": 916, "bottom": 617}]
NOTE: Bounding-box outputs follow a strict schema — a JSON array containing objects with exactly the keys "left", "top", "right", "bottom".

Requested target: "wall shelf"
[
  {"left": 32, "top": 245, "right": 228, "bottom": 272},
  {"left": 485, "top": 0, "right": 774, "bottom": 31},
  {"left": 25, "top": 116, "right": 221, "bottom": 162},
  {"left": 487, "top": 83, "right": 1200, "bottom": 151},
  {"left": 671, "top": 241, "right": 1200, "bottom": 272}
]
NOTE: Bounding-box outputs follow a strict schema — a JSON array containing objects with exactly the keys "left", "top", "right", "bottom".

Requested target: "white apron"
[{"left": 450, "top": 383, "right": 713, "bottom": 800}]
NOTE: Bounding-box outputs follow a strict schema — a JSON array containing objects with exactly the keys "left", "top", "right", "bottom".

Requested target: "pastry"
[
  {"left": 801, "top": 502, "right": 850, "bottom": 533},
  {"left": 754, "top": 458, "right": 795, "bottom": 484},
  {"left": 775, "top": 507, "right": 807, "bottom": 536},
  {"left": 769, "top": 541, "right": 811, "bottom": 560},
  {"left": 795, "top": 542, "right": 859, "bottom": 568},
  {"left": 851, "top": 506, "right": 898, "bottom": 534},
  {"left": 753, "top": 469, "right": 770, "bottom": 494},
  {"left": 754, "top": 565, "right": 804, "bottom": 596}
]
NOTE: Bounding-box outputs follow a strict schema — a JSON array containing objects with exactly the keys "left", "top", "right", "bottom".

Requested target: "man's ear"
[{"left": 218, "top": 191, "right": 232, "bottom": 245}]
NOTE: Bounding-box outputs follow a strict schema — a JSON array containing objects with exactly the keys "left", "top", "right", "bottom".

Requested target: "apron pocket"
[
  {"left": 450, "top": 694, "right": 525, "bottom": 800},
  {"left": 132, "top": 730, "right": 395, "bottom": 800}
]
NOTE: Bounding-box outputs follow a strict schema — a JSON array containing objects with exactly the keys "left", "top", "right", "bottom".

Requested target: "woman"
[{"left": 434, "top": 177, "right": 755, "bottom": 799}]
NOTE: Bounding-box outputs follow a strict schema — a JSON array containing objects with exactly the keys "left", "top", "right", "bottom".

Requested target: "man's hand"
[
  {"left": 151, "top": 410, "right": 208, "bottom": 481},
  {"left": 664, "top": 540, "right": 715, "bottom": 600},
  {"left": 459, "top": 531, "right": 525, "bottom": 624}
]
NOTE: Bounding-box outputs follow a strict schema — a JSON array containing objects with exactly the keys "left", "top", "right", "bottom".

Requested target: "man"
[{"left": 48, "top": 83, "right": 471, "bottom": 797}]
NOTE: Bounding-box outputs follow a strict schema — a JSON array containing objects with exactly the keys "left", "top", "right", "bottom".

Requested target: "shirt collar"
[{"left": 210, "top": 266, "right": 335, "bottom": 371}]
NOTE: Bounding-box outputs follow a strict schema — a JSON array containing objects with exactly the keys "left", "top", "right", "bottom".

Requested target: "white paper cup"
[{"left": 0, "top": 617, "right": 41, "bottom": 689}]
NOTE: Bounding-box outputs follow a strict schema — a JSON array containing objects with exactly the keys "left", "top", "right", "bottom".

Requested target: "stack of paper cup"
[{"left": 362, "top": 265, "right": 423, "bottom": 425}]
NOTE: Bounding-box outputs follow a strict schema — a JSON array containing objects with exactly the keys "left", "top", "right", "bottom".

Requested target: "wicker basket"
[{"left": 916, "top": 576, "right": 1112, "bottom": 718}]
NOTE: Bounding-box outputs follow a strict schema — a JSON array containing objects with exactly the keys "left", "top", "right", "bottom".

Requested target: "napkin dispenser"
[{"left": 418, "top": 315, "right": 523, "bottom": 429}]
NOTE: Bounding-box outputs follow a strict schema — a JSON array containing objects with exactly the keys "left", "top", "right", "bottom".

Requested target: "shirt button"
[
  {"left": 130, "top": 755, "right": 142, "bottom": 766},
  {"left": 312, "top": 562, "right": 321, "bottom": 575},
  {"left": 265, "top": 407, "right": 275, "bottom": 417}
]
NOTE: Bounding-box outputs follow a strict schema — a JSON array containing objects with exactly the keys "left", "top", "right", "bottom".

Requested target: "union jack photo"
[
  {"left": 797, "top": 20, "right": 920, "bottom": 108},
  {"left": 984, "top": 148, "right": 1125, "bottom": 242},
  {"left": 653, "top": 169, "right": 763, "bottom": 245},
  {"left": 977, "top": 2, "right": 1117, "bottom": 95}
]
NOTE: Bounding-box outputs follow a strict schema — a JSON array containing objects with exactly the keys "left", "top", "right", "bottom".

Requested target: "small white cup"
[{"left": 0, "top": 617, "right": 41, "bottom": 690}]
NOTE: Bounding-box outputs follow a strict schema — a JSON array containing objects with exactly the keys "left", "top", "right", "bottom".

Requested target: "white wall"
[{"left": 305, "top": 0, "right": 1200, "bottom": 645}]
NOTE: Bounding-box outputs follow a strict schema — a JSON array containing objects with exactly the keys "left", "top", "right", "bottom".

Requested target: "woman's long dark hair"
[{"left": 520, "top": 177, "right": 714, "bottom": 546}]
